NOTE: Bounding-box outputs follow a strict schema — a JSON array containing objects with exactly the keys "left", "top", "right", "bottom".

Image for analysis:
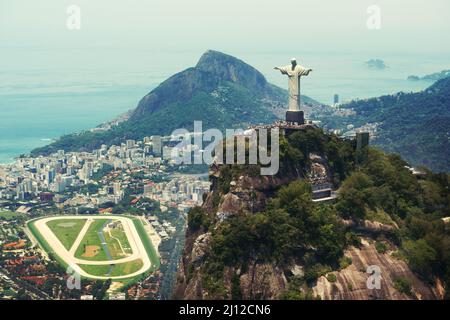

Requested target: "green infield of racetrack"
[
  {"left": 74, "top": 218, "right": 134, "bottom": 261},
  {"left": 78, "top": 258, "right": 144, "bottom": 277},
  {"left": 27, "top": 215, "right": 160, "bottom": 281},
  {"left": 104, "top": 224, "right": 133, "bottom": 256},
  {"left": 74, "top": 219, "right": 111, "bottom": 261},
  {"left": 0, "top": 209, "right": 25, "bottom": 220},
  {"left": 46, "top": 218, "right": 87, "bottom": 251}
]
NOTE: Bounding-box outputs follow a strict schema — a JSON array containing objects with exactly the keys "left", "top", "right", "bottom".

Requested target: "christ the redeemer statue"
[{"left": 275, "top": 58, "right": 312, "bottom": 112}]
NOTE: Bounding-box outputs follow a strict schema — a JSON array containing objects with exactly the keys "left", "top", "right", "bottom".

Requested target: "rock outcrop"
[
  {"left": 174, "top": 128, "right": 444, "bottom": 300},
  {"left": 313, "top": 238, "right": 441, "bottom": 300}
]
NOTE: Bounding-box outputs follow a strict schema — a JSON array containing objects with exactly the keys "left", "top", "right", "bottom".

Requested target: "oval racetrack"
[{"left": 31, "top": 215, "right": 152, "bottom": 280}]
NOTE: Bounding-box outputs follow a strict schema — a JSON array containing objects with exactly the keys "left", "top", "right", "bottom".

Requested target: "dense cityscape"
[{"left": 0, "top": 134, "right": 210, "bottom": 300}]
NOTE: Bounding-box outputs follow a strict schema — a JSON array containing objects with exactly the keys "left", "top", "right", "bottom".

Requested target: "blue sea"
[{"left": 0, "top": 50, "right": 448, "bottom": 164}]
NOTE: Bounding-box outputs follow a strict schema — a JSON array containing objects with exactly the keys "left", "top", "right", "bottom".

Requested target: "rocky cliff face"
[
  {"left": 175, "top": 165, "right": 441, "bottom": 300},
  {"left": 313, "top": 238, "right": 441, "bottom": 300},
  {"left": 174, "top": 163, "right": 297, "bottom": 300},
  {"left": 131, "top": 67, "right": 220, "bottom": 118},
  {"left": 174, "top": 128, "right": 443, "bottom": 300},
  {"left": 195, "top": 50, "right": 268, "bottom": 94}
]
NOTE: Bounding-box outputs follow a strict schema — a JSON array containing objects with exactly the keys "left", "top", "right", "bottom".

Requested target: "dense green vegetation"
[
  {"left": 336, "top": 149, "right": 450, "bottom": 292},
  {"left": 112, "top": 190, "right": 145, "bottom": 215},
  {"left": 339, "top": 154, "right": 450, "bottom": 295},
  {"left": 103, "top": 223, "right": 133, "bottom": 258},
  {"left": 46, "top": 219, "right": 87, "bottom": 250},
  {"left": 90, "top": 279, "right": 112, "bottom": 300},
  {"left": 187, "top": 128, "right": 450, "bottom": 298},
  {"left": 200, "top": 179, "right": 350, "bottom": 298},
  {"left": 91, "top": 164, "right": 115, "bottom": 180},
  {"left": 187, "top": 206, "right": 212, "bottom": 232},
  {"left": 279, "top": 128, "right": 356, "bottom": 186},
  {"left": 74, "top": 219, "right": 110, "bottom": 261},
  {"left": 0, "top": 210, "right": 25, "bottom": 221},
  {"left": 192, "top": 129, "right": 357, "bottom": 297},
  {"left": 79, "top": 183, "right": 100, "bottom": 195},
  {"left": 78, "top": 259, "right": 143, "bottom": 278},
  {"left": 209, "top": 127, "right": 356, "bottom": 194},
  {"left": 393, "top": 277, "right": 413, "bottom": 297},
  {"left": 321, "top": 77, "right": 450, "bottom": 172}
]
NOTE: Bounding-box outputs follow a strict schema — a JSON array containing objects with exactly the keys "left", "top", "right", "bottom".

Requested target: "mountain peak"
[
  {"left": 195, "top": 50, "right": 268, "bottom": 92},
  {"left": 30, "top": 50, "right": 317, "bottom": 156},
  {"left": 197, "top": 49, "right": 232, "bottom": 62},
  {"left": 196, "top": 50, "right": 244, "bottom": 68}
]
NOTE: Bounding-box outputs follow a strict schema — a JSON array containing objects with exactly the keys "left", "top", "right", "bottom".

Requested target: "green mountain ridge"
[
  {"left": 408, "top": 69, "right": 450, "bottom": 82},
  {"left": 319, "top": 77, "right": 450, "bottom": 172}
]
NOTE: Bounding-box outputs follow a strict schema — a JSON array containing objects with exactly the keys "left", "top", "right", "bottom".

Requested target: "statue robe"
[{"left": 277, "top": 64, "right": 311, "bottom": 111}]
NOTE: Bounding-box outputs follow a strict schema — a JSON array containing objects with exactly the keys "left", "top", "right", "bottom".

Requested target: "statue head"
[{"left": 290, "top": 58, "right": 297, "bottom": 67}]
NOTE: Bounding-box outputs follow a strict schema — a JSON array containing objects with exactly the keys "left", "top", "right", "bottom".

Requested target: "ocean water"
[
  {"left": 0, "top": 50, "right": 448, "bottom": 164},
  {"left": 0, "top": 85, "right": 150, "bottom": 163},
  {"left": 245, "top": 51, "right": 450, "bottom": 103}
]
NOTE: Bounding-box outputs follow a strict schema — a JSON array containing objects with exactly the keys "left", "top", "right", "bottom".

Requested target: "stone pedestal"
[{"left": 286, "top": 111, "right": 304, "bottom": 124}]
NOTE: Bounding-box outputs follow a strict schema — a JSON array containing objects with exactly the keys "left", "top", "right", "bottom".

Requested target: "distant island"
[
  {"left": 407, "top": 69, "right": 450, "bottom": 82},
  {"left": 365, "top": 59, "right": 387, "bottom": 70}
]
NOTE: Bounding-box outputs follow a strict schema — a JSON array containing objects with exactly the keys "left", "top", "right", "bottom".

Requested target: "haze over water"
[{"left": 1, "top": 0, "right": 449, "bottom": 163}]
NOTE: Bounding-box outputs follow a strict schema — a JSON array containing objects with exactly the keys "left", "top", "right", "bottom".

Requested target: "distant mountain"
[
  {"left": 333, "top": 77, "right": 450, "bottom": 172},
  {"left": 31, "top": 50, "right": 319, "bottom": 156},
  {"left": 365, "top": 59, "right": 387, "bottom": 70},
  {"left": 408, "top": 69, "right": 450, "bottom": 82}
]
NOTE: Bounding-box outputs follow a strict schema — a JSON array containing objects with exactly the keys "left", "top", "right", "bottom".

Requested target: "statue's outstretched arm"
[{"left": 274, "top": 67, "right": 287, "bottom": 75}]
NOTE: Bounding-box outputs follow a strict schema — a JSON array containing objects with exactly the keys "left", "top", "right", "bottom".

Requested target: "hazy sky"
[
  {"left": 1, "top": 0, "right": 449, "bottom": 71},
  {"left": 1, "top": 0, "right": 449, "bottom": 50}
]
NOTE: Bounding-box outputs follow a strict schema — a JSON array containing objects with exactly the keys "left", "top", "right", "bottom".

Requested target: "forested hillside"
[
  {"left": 325, "top": 77, "right": 450, "bottom": 172},
  {"left": 176, "top": 128, "right": 450, "bottom": 299}
]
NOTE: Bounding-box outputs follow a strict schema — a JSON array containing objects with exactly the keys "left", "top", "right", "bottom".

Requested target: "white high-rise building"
[
  {"left": 126, "top": 140, "right": 136, "bottom": 149},
  {"left": 113, "top": 182, "right": 121, "bottom": 196}
]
